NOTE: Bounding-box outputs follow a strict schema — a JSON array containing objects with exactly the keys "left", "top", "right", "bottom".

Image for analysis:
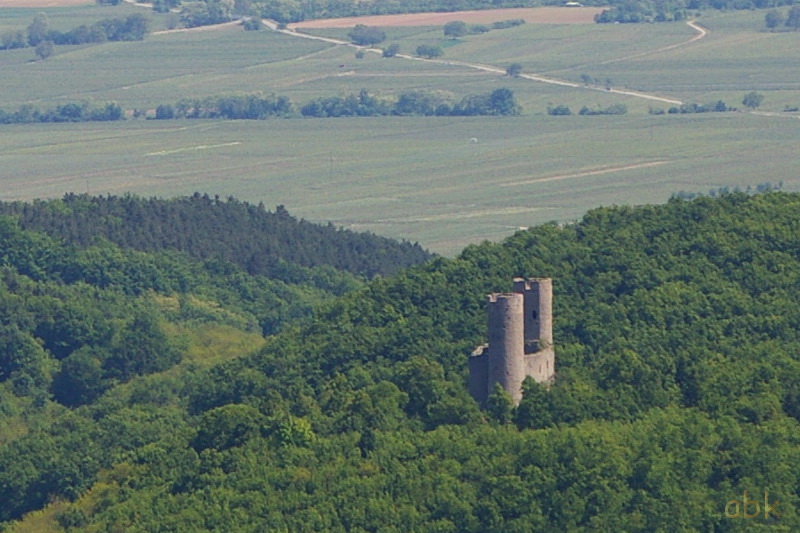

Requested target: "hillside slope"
[
  {"left": 0, "top": 193, "right": 431, "bottom": 279},
  {"left": 3, "top": 192, "right": 800, "bottom": 531}
]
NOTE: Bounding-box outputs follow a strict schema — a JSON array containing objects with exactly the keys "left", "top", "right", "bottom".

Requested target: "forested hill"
[
  {"left": 4, "top": 192, "right": 800, "bottom": 531},
  {"left": 0, "top": 194, "right": 430, "bottom": 279}
]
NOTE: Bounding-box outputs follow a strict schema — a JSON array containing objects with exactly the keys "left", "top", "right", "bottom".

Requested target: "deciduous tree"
[
  {"left": 506, "top": 63, "right": 522, "bottom": 77},
  {"left": 415, "top": 44, "right": 443, "bottom": 58},
  {"left": 786, "top": 6, "right": 800, "bottom": 31},
  {"left": 765, "top": 9, "right": 784, "bottom": 31},
  {"left": 382, "top": 43, "right": 400, "bottom": 58},
  {"left": 2, "top": 31, "right": 27, "bottom": 50},
  {"left": 347, "top": 24, "right": 386, "bottom": 46},
  {"left": 443, "top": 20, "right": 467, "bottom": 39},
  {"left": 27, "top": 13, "right": 49, "bottom": 47},
  {"left": 742, "top": 91, "right": 764, "bottom": 110},
  {"left": 34, "top": 40, "right": 54, "bottom": 61}
]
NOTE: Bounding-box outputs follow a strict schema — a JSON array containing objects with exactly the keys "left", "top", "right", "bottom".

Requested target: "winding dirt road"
[
  {"left": 40, "top": 0, "right": 708, "bottom": 107},
  {"left": 262, "top": 17, "right": 709, "bottom": 106},
  {"left": 593, "top": 20, "right": 707, "bottom": 67}
]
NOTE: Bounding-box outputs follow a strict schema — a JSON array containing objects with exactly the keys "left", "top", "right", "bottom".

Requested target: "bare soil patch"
[
  {"left": 289, "top": 7, "right": 604, "bottom": 29},
  {"left": 1, "top": 0, "right": 92, "bottom": 6}
]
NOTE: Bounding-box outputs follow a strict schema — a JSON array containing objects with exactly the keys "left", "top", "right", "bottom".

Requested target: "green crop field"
[
  {"left": 1, "top": 5, "right": 798, "bottom": 254},
  {"left": 0, "top": 3, "right": 150, "bottom": 33},
  {"left": 2, "top": 113, "right": 797, "bottom": 254}
]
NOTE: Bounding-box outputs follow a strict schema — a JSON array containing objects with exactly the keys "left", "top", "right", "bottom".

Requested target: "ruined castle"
[{"left": 469, "top": 278, "right": 555, "bottom": 405}]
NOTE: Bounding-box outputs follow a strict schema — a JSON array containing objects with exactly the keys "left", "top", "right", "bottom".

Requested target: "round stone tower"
[
  {"left": 486, "top": 292, "right": 526, "bottom": 404},
  {"left": 513, "top": 277, "right": 553, "bottom": 350}
]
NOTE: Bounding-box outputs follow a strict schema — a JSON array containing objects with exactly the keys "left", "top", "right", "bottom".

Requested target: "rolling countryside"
[
  {"left": 0, "top": 4, "right": 798, "bottom": 253},
  {"left": 3, "top": 2, "right": 800, "bottom": 531}
]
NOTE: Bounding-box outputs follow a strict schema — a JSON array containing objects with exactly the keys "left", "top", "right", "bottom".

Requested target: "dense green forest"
[
  {"left": 0, "top": 206, "right": 375, "bottom": 404},
  {"left": 2, "top": 192, "right": 800, "bottom": 531},
  {"left": 0, "top": 194, "right": 430, "bottom": 279}
]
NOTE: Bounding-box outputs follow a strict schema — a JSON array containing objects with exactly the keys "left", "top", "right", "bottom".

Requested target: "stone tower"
[{"left": 469, "top": 278, "right": 555, "bottom": 405}]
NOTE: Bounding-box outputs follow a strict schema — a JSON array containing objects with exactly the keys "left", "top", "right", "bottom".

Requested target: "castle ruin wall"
[
  {"left": 486, "top": 293, "right": 526, "bottom": 405},
  {"left": 469, "top": 278, "right": 555, "bottom": 406}
]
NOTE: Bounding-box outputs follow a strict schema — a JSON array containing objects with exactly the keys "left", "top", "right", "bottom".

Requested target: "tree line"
[
  {"left": 547, "top": 103, "right": 628, "bottom": 116},
  {"left": 0, "top": 89, "right": 520, "bottom": 124},
  {"left": 651, "top": 100, "right": 733, "bottom": 114},
  {"left": 163, "top": 89, "right": 520, "bottom": 118},
  {"left": 0, "top": 193, "right": 431, "bottom": 280},
  {"left": 672, "top": 180, "right": 783, "bottom": 201},
  {"left": 595, "top": 0, "right": 797, "bottom": 24},
  {"left": 0, "top": 102, "right": 124, "bottom": 124},
  {"left": 548, "top": 93, "right": 767, "bottom": 117},
  {"left": 0, "top": 12, "right": 149, "bottom": 54},
  {"left": 300, "top": 88, "right": 520, "bottom": 117},
  {"left": 764, "top": 6, "right": 800, "bottom": 31},
  {"left": 154, "top": 94, "right": 294, "bottom": 120}
]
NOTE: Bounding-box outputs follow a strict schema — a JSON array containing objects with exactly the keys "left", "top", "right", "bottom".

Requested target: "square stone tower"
[{"left": 469, "top": 277, "right": 555, "bottom": 405}]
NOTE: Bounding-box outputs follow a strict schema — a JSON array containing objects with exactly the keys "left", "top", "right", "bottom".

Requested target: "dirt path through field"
[
  {"left": 600, "top": 20, "right": 707, "bottom": 66},
  {"left": 265, "top": 15, "right": 704, "bottom": 106},
  {"left": 8, "top": 2, "right": 703, "bottom": 108}
]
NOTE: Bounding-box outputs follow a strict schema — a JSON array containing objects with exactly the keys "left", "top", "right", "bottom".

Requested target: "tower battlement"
[{"left": 469, "top": 278, "right": 555, "bottom": 405}]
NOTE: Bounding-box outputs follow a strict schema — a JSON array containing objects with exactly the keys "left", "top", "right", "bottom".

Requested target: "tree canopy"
[
  {"left": 0, "top": 194, "right": 430, "bottom": 279},
  {"left": 742, "top": 91, "right": 764, "bottom": 110},
  {"left": 347, "top": 24, "right": 386, "bottom": 46},
  {"left": 2, "top": 192, "right": 800, "bottom": 530},
  {"left": 443, "top": 20, "right": 468, "bottom": 38}
]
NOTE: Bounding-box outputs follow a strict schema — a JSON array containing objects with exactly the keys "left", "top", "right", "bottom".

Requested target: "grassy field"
[
  {"left": 1, "top": 5, "right": 798, "bottom": 254},
  {"left": 0, "top": 2, "right": 148, "bottom": 33},
  {"left": 2, "top": 113, "right": 797, "bottom": 255}
]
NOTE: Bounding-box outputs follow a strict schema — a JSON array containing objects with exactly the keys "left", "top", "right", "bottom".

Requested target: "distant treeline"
[
  {"left": 0, "top": 102, "right": 124, "bottom": 124},
  {"left": 594, "top": 0, "right": 797, "bottom": 23},
  {"left": 299, "top": 88, "right": 520, "bottom": 117},
  {"left": 0, "top": 89, "right": 520, "bottom": 124},
  {"left": 158, "top": 89, "right": 520, "bottom": 118},
  {"left": 0, "top": 193, "right": 431, "bottom": 279},
  {"left": 594, "top": 0, "right": 689, "bottom": 23},
  {"left": 672, "top": 181, "right": 784, "bottom": 200},
  {"left": 652, "top": 101, "right": 735, "bottom": 114},
  {"left": 546, "top": 100, "right": 740, "bottom": 117},
  {"left": 0, "top": 13, "right": 149, "bottom": 51},
  {"left": 154, "top": 94, "right": 294, "bottom": 120},
  {"left": 547, "top": 103, "right": 628, "bottom": 116}
]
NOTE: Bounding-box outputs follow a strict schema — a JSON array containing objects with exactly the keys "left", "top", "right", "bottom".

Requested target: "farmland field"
[
  {"left": 0, "top": 2, "right": 147, "bottom": 32},
  {"left": 1, "top": 5, "right": 799, "bottom": 254},
  {"left": 2, "top": 113, "right": 798, "bottom": 254}
]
